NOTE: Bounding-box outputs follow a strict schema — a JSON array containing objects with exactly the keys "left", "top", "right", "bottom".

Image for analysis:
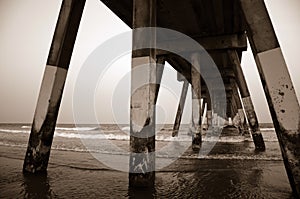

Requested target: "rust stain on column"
[{"left": 240, "top": 0, "right": 300, "bottom": 195}]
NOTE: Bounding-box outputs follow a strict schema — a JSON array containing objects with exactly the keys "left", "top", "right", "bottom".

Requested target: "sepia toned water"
[{"left": 0, "top": 123, "right": 295, "bottom": 198}]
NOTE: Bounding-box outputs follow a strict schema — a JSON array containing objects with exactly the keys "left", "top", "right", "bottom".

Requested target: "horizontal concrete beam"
[{"left": 157, "top": 33, "right": 247, "bottom": 55}]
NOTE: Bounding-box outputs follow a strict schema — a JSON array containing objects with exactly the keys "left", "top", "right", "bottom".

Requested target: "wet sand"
[{"left": 0, "top": 144, "right": 294, "bottom": 199}]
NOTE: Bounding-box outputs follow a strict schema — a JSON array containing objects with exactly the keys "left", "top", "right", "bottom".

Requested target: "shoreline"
[{"left": 0, "top": 144, "right": 293, "bottom": 198}]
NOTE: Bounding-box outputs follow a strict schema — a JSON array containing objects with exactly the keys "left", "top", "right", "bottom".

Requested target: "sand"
[{"left": 0, "top": 144, "right": 294, "bottom": 198}]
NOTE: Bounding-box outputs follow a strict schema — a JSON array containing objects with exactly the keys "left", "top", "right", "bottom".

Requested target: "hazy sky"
[{"left": 0, "top": 0, "right": 299, "bottom": 124}]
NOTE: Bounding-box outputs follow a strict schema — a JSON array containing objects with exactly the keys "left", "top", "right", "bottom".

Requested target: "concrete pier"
[
  {"left": 154, "top": 57, "right": 165, "bottom": 104},
  {"left": 206, "top": 91, "right": 212, "bottom": 129},
  {"left": 239, "top": 0, "right": 300, "bottom": 195},
  {"left": 228, "top": 50, "right": 265, "bottom": 150},
  {"left": 230, "top": 91, "right": 240, "bottom": 128},
  {"left": 23, "top": 0, "right": 86, "bottom": 173},
  {"left": 190, "top": 53, "right": 202, "bottom": 151},
  {"left": 231, "top": 79, "right": 249, "bottom": 135},
  {"left": 172, "top": 80, "right": 189, "bottom": 137},
  {"left": 201, "top": 98, "right": 207, "bottom": 122},
  {"left": 129, "top": 0, "right": 158, "bottom": 187},
  {"left": 22, "top": 0, "right": 300, "bottom": 195}
]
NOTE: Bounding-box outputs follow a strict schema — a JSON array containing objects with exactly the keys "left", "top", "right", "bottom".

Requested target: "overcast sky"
[{"left": 0, "top": 0, "right": 299, "bottom": 124}]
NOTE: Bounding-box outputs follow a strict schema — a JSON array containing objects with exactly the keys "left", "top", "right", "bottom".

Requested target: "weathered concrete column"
[
  {"left": 239, "top": 0, "right": 300, "bottom": 196},
  {"left": 229, "top": 99, "right": 236, "bottom": 125},
  {"left": 217, "top": 99, "right": 226, "bottom": 128},
  {"left": 23, "top": 0, "right": 86, "bottom": 173},
  {"left": 190, "top": 53, "right": 202, "bottom": 151},
  {"left": 226, "top": 98, "right": 233, "bottom": 123},
  {"left": 206, "top": 90, "right": 212, "bottom": 128},
  {"left": 172, "top": 80, "right": 189, "bottom": 137},
  {"left": 201, "top": 97, "right": 208, "bottom": 129},
  {"left": 201, "top": 97, "right": 206, "bottom": 120},
  {"left": 231, "top": 80, "right": 249, "bottom": 135},
  {"left": 154, "top": 57, "right": 165, "bottom": 104},
  {"left": 226, "top": 94, "right": 233, "bottom": 119},
  {"left": 226, "top": 86, "right": 237, "bottom": 127},
  {"left": 129, "top": 0, "right": 157, "bottom": 187},
  {"left": 228, "top": 50, "right": 265, "bottom": 150},
  {"left": 231, "top": 93, "right": 240, "bottom": 127},
  {"left": 210, "top": 90, "right": 222, "bottom": 129}
]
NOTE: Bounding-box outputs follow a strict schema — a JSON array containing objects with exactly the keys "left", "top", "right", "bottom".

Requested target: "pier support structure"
[
  {"left": 206, "top": 90, "right": 213, "bottom": 129},
  {"left": 172, "top": 79, "right": 189, "bottom": 137},
  {"left": 240, "top": 0, "right": 300, "bottom": 195},
  {"left": 201, "top": 98, "right": 207, "bottom": 121},
  {"left": 228, "top": 50, "right": 265, "bottom": 150},
  {"left": 23, "top": 0, "right": 86, "bottom": 173},
  {"left": 129, "top": 0, "right": 158, "bottom": 187},
  {"left": 201, "top": 97, "right": 207, "bottom": 129},
  {"left": 230, "top": 90, "right": 239, "bottom": 127},
  {"left": 154, "top": 56, "right": 165, "bottom": 104},
  {"left": 190, "top": 53, "right": 202, "bottom": 150},
  {"left": 231, "top": 79, "right": 249, "bottom": 135}
]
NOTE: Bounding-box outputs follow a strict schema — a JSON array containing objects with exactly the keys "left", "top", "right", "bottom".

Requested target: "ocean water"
[{"left": 0, "top": 123, "right": 295, "bottom": 198}]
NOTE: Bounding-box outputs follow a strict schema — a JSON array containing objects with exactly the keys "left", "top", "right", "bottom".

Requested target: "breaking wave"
[{"left": 0, "top": 125, "right": 278, "bottom": 142}]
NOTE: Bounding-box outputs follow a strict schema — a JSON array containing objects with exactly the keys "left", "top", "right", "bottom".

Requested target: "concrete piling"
[
  {"left": 23, "top": 0, "right": 86, "bottom": 173},
  {"left": 201, "top": 98, "right": 207, "bottom": 122},
  {"left": 228, "top": 50, "right": 265, "bottom": 150},
  {"left": 206, "top": 91, "right": 213, "bottom": 129},
  {"left": 230, "top": 92, "right": 240, "bottom": 127},
  {"left": 20, "top": 0, "right": 299, "bottom": 195},
  {"left": 129, "top": 0, "right": 158, "bottom": 187},
  {"left": 190, "top": 53, "right": 202, "bottom": 150},
  {"left": 154, "top": 57, "right": 165, "bottom": 104},
  {"left": 172, "top": 80, "right": 189, "bottom": 137},
  {"left": 239, "top": 0, "right": 300, "bottom": 195},
  {"left": 231, "top": 79, "right": 249, "bottom": 135}
]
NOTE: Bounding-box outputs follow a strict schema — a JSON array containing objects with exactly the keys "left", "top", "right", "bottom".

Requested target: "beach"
[{"left": 0, "top": 124, "right": 294, "bottom": 198}]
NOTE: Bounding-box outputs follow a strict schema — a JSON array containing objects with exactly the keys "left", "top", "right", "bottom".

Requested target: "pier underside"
[{"left": 23, "top": 0, "right": 300, "bottom": 197}]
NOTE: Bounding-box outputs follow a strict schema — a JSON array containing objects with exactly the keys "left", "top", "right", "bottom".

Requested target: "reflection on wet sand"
[
  {"left": 128, "top": 186, "right": 156, "bottom": 199},
  {"left": 22, "top": 173, "right": 55, "bottom": 198}
]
